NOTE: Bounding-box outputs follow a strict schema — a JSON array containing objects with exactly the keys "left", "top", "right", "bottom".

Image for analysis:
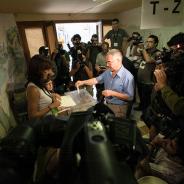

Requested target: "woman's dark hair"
[
  {"left": 27, "top": 54, "right": 54, "bottom": 88},
  {"left": 148, "top": 34, "right": 159, "bottom": 46}
]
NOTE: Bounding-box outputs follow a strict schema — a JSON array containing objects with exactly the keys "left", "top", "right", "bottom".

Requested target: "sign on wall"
[{"left": 141, "top": 0, "right": 184, "bottom": 29}]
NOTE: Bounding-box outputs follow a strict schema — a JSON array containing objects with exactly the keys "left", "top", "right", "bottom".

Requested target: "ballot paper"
[{"left": 60, "top": 95, "right": 76, "bottom": 107}]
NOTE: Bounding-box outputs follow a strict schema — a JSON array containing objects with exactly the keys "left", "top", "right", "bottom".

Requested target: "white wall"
[
  {"left": 118, "top": 7, "right": 184, "bottom": 49},
  {"left": 118, "top": 7, "right": 141, "bottom": 29}
]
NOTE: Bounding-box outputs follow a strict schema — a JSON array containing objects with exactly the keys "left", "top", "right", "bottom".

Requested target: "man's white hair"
[{"left": 107, "top": 49, "right": 123, "bottom": 62}]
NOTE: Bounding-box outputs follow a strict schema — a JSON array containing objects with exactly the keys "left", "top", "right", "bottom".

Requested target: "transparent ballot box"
[{"left": 60, "top": 89, "right": 97, "bottom": 113}]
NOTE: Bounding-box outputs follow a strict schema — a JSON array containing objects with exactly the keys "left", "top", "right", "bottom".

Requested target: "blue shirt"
[{"left": 96, "top": 65, "right": 134, "bottom": 105}]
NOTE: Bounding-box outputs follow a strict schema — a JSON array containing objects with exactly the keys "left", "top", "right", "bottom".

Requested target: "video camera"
[
  {"left": 0, "top": 104, "right": 149, "bottom": 184},
  {"left": 155, "top": 47, "right": 171, "bottom": 65},
  {"left": 155, "top": 43, "right": 184, "bottom": 64},
  {"left": 155, "top": 46, "right": 184, "bottom": 93},
  {"left": 128, "top": 32, "right": 143, "bottom": 45},
  {"left": 39, "top": 46, "right": 49, "bottom": 57},
  {"left": 144, "top": 46, "right": 184, "bottom": 135}
]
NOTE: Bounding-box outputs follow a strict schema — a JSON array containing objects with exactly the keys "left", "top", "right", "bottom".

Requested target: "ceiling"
[{"left": 0, "top": 0, "right": 141, "bottom": 14}]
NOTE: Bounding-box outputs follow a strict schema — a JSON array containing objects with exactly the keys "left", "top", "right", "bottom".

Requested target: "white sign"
[{"left": 141, "top": 0, "right": 184, "bottom": 29}]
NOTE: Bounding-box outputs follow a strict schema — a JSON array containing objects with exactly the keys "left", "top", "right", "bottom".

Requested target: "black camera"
[
  {"left": 0, "top": 104, "right": 148, "bottom": 184},
  {"left": 128, "top": 32, "right": 143, "bottom": 45},
  {"left": 155, "top": 44, "right": 184, "bottom": 65},
  {"left": 39, "top": 46, "right": 49, "bottom": 57},
  {"left": 132, "top": 35, "right": 143, "bottom": 45},
  {"left": 155, "top": 47, "right": 171, "bottom": 65},
  {"left": 155, "top": 48, "right": 184, "bottom": 95}
]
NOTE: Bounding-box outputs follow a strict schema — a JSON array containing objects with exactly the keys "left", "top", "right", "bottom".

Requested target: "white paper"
[{"left": 60, "top": 95, "right": 76, "bottom": 107}]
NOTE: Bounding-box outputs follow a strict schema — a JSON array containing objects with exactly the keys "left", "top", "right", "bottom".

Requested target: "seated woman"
[
  {"left": 26, "top": 54, "right": 61, "bottom": 120},
  {"left": 26, "top": 55, "right": 65, "bottom": 182}
]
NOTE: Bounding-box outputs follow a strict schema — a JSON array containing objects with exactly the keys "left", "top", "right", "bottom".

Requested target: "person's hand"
[
  {"left": 102, "top": 90, "right": 113, "bottom": 97},
  {"left": 151, "top": 135, "right": 164, "bottom": 146},
  {"left": 53, "top": 97, "right": 61, "bottom": 108},
  {"left": 82, "top": 54, "right": 86, "bottom": 61},
  {"left": 154, "top": 69, "right": 167, "bottom": 90},
  {"left": 75, "top": 80, "right": 84, "bottom": 88}
]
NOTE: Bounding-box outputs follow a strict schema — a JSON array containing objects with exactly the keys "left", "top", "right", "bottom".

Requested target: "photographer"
[
  {"left": 153, "top": 33, "right": 184, "bottom": 117},
  {"left": 126, "top": 32, "right": 143, "bottom": 70},
  {"left": 154, "top": 68, "right": 184, "bottom": 117},
  {"left": 39, "top": 46, "right": 50, "bottom": 58},
  {"left": 144, "top": 33, "right": 184, "bottom": 140},
  {"left": 70, "top": 34, "right": 87, "bottom": 62},
  {"left": 135, "top": 35, "right": 161, "bottom": 116},
  {"left": 70, "top": 50, "right": 93, "bottom": 95},
  {"left": 52, "top": 43, "right": 71, "bottom": 94}
]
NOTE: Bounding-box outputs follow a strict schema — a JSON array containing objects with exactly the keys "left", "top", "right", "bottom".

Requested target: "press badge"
[
  {"left": 114, "top": 43, "right": 118, "bottom": 47},
  {"left": 77, "top": 50, "right": 82, "bottom": 54}
]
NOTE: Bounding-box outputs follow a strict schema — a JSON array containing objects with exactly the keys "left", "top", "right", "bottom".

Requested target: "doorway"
[
  {"left": 17, "top": 20, "right": 113, "bottom": 63},
  {"left": 55, "top": 22, "right": 102, "bottom": 51}
]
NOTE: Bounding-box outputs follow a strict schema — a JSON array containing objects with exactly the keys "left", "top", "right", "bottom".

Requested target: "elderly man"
[{"left": 75, "top": 49, "right": 134, "bottom": 118}]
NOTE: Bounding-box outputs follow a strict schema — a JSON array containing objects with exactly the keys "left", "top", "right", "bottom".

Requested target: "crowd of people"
[{"left": 25, "top": 18, "right": 184, "bottom": 184}]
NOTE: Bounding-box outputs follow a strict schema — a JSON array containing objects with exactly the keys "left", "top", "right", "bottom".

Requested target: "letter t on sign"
[{"left": 150, "top": 1, "right": 159, "bottom": 15}]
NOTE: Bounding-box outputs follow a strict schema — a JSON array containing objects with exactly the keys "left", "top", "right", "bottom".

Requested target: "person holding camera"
[
  {"left": 70, "top": 34, "right": 87, "bottom": 62},
  {"left": 143, "top": 33, "right": 184, "bottom": 141},
  {"left": 135, "top": 35, "right": 161, "bottom": 116},
  {"left": 154, "top": 32, "right": 184, "bottom": 117},
  {"left": 39, "top": 46, "right": 50, "bottom": 58},
  {"left": 52, "top": 43, "right": 71, "bottom": 94},
  {"left": 126, "top": 32, "right": 143, "bottom": 70},
  {"left": 75, "top": 49, "right": 134, "bottom": 118},
  {"left": 70, "top": 49, "right": 93, "bottom": 95},
  {"left": 154, "top": 68, "right": 184, "bottom": 117}
]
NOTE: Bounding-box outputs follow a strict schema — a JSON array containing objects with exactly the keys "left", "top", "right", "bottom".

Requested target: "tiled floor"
[{"left": 130, "top": 106, "right": 149, "bottom": 139}]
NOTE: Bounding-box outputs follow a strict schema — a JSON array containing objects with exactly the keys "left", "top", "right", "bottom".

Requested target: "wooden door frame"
[{"left": 16, "top": 21, "right": 55, "bottom": 62}]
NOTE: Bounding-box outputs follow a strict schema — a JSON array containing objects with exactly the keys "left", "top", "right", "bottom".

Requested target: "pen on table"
[{"left": 58, "top": 108, "right": 70, "bottom": 113}]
